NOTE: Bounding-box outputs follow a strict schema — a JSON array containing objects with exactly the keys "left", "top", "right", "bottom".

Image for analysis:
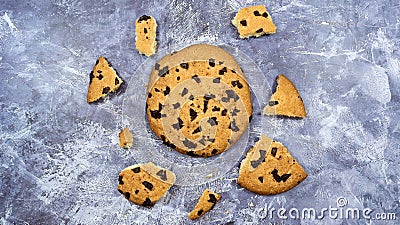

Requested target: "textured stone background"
[{"left": 1, "top": 0, "right": 399, "bottom": 224}]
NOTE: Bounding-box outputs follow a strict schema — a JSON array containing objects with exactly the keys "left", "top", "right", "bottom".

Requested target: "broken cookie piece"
[
  {"left": 232, "top": 5, "right": 276, "bottom": 38},
  {"left": 119, "top": 127, "right": 133, "bottom": 148},
  {"left": 263, "top": 74, "right": 306, "bottom": 118},
  {"left": 237, "top": 134, "right": 307, "bottom": 195},
  {"left": 87, "top": 56, "right": 123, "bottom": 103},
  {"left": 135, "top": 15, "right": 157, "bottom": 56},
  {"left": 188, "top": 189, "right": 221, "bottom": 220},
  {"left": 117, "top": 162, "right": 176, "bottom": 206}
]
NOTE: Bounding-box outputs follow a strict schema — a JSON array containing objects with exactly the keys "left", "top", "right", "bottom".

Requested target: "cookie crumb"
[{"left": 119, "top": 128, "right": 133, "bottom": 149}]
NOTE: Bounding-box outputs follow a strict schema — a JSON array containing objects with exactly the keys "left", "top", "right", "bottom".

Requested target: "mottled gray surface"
[{"left": 1, "top": 0, "right": 399, "bottom": 224}]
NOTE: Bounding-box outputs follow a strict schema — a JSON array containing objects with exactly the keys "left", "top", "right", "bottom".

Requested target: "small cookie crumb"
[
  {"left": 119, "top": 128, "right": 133, "bottom": 148},
  {"left": 232, "top": 5, "right": 276, "bottom": 38},
  {"left": 188, "top": 189, "right": 221, "bottom": 220}
]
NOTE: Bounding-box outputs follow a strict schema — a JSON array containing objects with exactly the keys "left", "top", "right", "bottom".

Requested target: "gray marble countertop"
[{"left": 1, "top": 0, "right": 399, "bottom": 224}]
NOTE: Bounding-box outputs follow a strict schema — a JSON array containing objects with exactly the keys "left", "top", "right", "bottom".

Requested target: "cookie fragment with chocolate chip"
[
  {"left": 188, "top": 189, "right": 221, "bottom": 220},
  {"left": 117, "top": 162, "right": 176, "bottom": 206},
  {"left": 119, "top": 127, "right": 133, "bottom": 148},
  {"left": 135, "top": 15, "right": 157, "bottom": 56},
  {"left": 237, "top": 134, "right": 307, "bottom": 195},
  {"left": 263, "top": 74, "right": 307, "bottom": 118},
  {"left": 87, "top": 56, "right": 123, "bottom": 103},
  {"left": 232, "top": 5, "right": 276, "bottom": 38}
]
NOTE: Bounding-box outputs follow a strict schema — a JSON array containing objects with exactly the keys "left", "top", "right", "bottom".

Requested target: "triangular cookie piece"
[
  {"left": 87, "top": 56, "right": 123, "bottom": 103},
  {"left": 263, "top": 74, "right": 306, "bottom": 118},
  {"left": 237, "top": 134, "right": 307, "bottom": 195}
]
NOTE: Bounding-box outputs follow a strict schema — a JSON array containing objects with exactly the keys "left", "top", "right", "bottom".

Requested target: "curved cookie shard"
[
  {"left": 146, "top": 60, "right": 252, "bottom": 157},
  {"left": 87, "top": 56, "right": 123, "bottom": 103},
  {"left": 117, "top": 162, "right": 176, "bottom": 206},
  {"left": 147, "top": 44, "right": 246, "bottom": 93},
  {"left": 237, "top": 134, "right": 307, "bottom": 195},
  {"left": 232, "top": 5, "right": 276, "bottom": 38},
  {"left": 263, "top": 74, "right": 306, "bottom": 118},
  {"left": 135, "top": 15, "right": 157, "bottom": 56},
  {"left": 188, "top": 189, "right": 221, "bottom": 220}
]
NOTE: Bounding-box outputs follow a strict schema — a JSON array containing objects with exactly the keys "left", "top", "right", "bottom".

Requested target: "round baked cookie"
[
  {"left": 117, "top": 162, "right": 176, "bottom": 206},
  {"left": 146, "top": 45, "right": 253, "bottom": 157}
]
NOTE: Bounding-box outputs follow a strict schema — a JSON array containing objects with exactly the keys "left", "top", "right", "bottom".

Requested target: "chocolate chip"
[
  {"left": 163, "top": 86, "right": 170, "bottom": 96},
  {"left": 203, "top": 99, "right": 209, "bottom": 113},
  {"left": 256, "top": 28, "right": 263, "bottom": 33},
  {"left": 158, "top": 66, "right": 169, "bottom": 77},
  {"left": 102, "top": 87, "right": 110, "bottom": 94},
  {"left": 219, "top": 67, "right": 227, "bottom": 75},
  {"left": 212, "top": 106, "right": 220, "bottom": 111},
  {"left": 181, "top": 87, "right": 188, "bottom": 96},
  {"left": 250, "top": 150, "right": 266, "bottom": 168},
  {"left": 271, "top": 147, "right": 278, "bottom": 157},
  {"left": 232, "top": 107, "right": 240, "bottom": 116},
  {"left": 175, "top": 68, "right": 179, "bottom": 72},
  {"left": 231, "top": 80, "right": 243, "bottom": 89},
  {"left": 135, "top": 190, "right": 139, "bottom": 194},
  {"left": 138, "top": 15, "right": 151, "bottom": 22},
  {"left": 207, "top": 117, "right": 218, "bottom": 126},
  {"left": 97, "top": 70, "right": 102, "bottom": 73},
  {"left": 271, "top": 169, "right": 291, "bottom": 182},
  {"left": 213, "top": 77, "right": 220, "bottom": 83},
  {"left": 89, "top": 71, "right": 94, "bottom": 83},
  {"left": 229, "top": 121, "right": 240, "bottom": 132},
  {"left": 124, "top": 192, "right": 130, "bottom": 199},
  {"left": 118, "top": 175, "right": 124, "bottom": 185},
  {"left": 155, "top": 63, "right": 160, "bottom": 70},
  {"left": 177, "top": 76, "right": 180, "bottom": 80},
  {"left": 269, "top": 101, "right": 279, "bottom": 106},
  {"left": 156, "top": 170, "right": 167, "bottom": 181},
  {"left": 148, "top": 92, "right": 152, "bottom": 98},
  {"left": 154, "top": 88, "right": 160, "bottom": 92},
  {"left": 249, "top": 115, "right": 253, "bottom": 122},
  {"left": 142, "top": 181, "right": 153, "bottom": 190},
  {"left": 189, "top": 95, "right": 194, "bottom": 100},
  {"left": 208, "top": 194, "right": 217, "bottom": 204},
  {"left": 180, "top": 62, "right": 189, "bottom": 69},
  {"left": 183, "top": 138, "right": 197, "bottom": 149},
  {"left": 204, "top": 94, "right": 216, "bottom": 100},
  {"left": 150, "top": 103, "right": 163, "bottom": 119},
  {"left": 144, "top": 28, "right": 147, "bottom": 33},
  {"left": 173, "top": 102, "right": 180, "bottom": 109},
  {"left": 211, "top": 149, "right": 218, "bottom": 154},
  {"left": 221, "top": 109, "right": 227, "bottom": 116},
  {"left": 192, "top": 126, "right": 202, "bottom": 134},
  {"left": 262, "top": 12, "right": 269, "bottom": 17},
  {"left": 197, "top": 209, "right": 204, "bottom": 216},
  {"left": 187, "top": 151, "right": 196, "bottom": 156},
  {"left": 132, "top": 167, "right": 141, "bottom": 173},
  {"left": 258, "top": 176, "right": 264, "bottom": 183},
  {"left": 142, "top": 197, "right": 152, "bottom": 206},
  {"left": 115, "top": 77, "right": 120, "bottom": 85},
  {"left": 172, "top": 117, "right": 184, "bottom": 130},
  {"left": 190, "top": 108, "right": 197, "bottom": 121},
  {"left": 253, "top": 10, "right": 261, "bottom": 16},
  {"left": 240, "top": 20, "right": 247, "bottom": 26},
  {"left": 209, "top": 58, "right": 215, "bottom": 67},
  {"left": 192, "top": 75, "right": 201, "bottom": 83}
]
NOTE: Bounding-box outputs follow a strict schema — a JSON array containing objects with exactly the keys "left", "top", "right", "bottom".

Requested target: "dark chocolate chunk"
[
  {"left": 207, "top": 117, "right": 218, "bottom": 126},
  {"left": 208, "top": 194, "right": 217, "bottom": 204},
  {"left": 142, "top": 197, "right": 152, "bottom": 206},
  {"left": 269, "top": 100, "right": 279, "bottom": 106},
  {"left": 181, "top": 87, "right": 188, "bottom": 96},
  {"left": 187, "top": 151, "right": 197, "bottom": 156},
  {"left": 262, "top": 12, "right": 269, "bottom": 17},
  {"left": 156, "top": 170, "right": 167, "bottom": 181},
  {"left": 258, "top": 176, "right": 264, "bottom": 183},
  {"left": 118, "top": 189, "right": 124, "bottom": 194},
  {"left": 183, "top": 138, "right": 197, "bottom": 149},
  {"left": 150, "top": 103, "right": 163, "bottom": 119},
  {"left": 256, "top": 28, "right": 264, "bottom": 33},
  {"left": 172, "top": 117, "right": 184, "bottom": 130},
  {"left": 135, "top": 190, "right": 139, "bottom": 194},
  {"left": 138, "top": 15, "right": 151, "bottom": 22},
  {"left": 221, "top": 109, "right": 227, "bottom": 116},
  {"left": 163, "top": 86, "right": 170, "bottom": 96},
  {"left": 148, "top": 92, "right": 152, "bottom": 98},
  {"left": 158, "top": 66, "right": 169, "bottom": 77},
  {"left": 132, "top": 167, "right": 141, "bottom": 173},
  {"left": 271, "top": 169, "right": 291, "bottom": 182},
  {"left": 212, "top": 106, "right": 221, "bottom": 111},
  {"left": 228, "top": 121, "right": 240, "bottom": 132},
  {"left": 115, "top": 77, "right": 120, "bottom": 85},
  {"left": 253, "top": 10, "right": 261, "bottom": 16},
  {"left": 240, "top": 20, "right": 247, "bottom": 26},
  {"left": 211, "top": 149, "right": 218, "bottom": 154},
  {"left": 192, "top": 126, "right": 202, "bottom": 135},
  {"left": 197, "top": 209, "right": 204, "bottom": 216},
  {"left": 124, "top": 192, "right": 130, "bottom": 199},
  {"left": 192, "top": 75, "right": 201, "bottom": 83},
  {"left": 189, "top": 95, "right": 194, "bottom": 100},
  {"left": 180, "top": 62, "right": 189, "bottom": 69},
  {"left": 232, "top": 107, "right": 240, "bottom": 116},
  {"left": 118, "top": 175, "right": 124, "bottom": 185},
  {"left": 271, "top": 147, "right": 278, "bottom": 157},
  {"left": 155, "top": 63, "right": 160, "bottom": 70},
  {"left": 219, "top": 61, "right": 224, "bottom": 65},
  {"left": 218, "top": 67, "right": 227, "bottom": 75},
  {"left": 89, "top": 71, "right": 95, "bottom": 83},
  {"left": 204, "top": 93, "right": 216, "bottom": 100},
  {"left": 198, "top": 136, "right": 206, "bottom": 145},
  {"left": 173, "top": 102, "right": 180, "bottom": 109},
  {"left": 102, "top": 86, "right": 110, "bottom": 94},
  {"left": 213, "top": 78, "right": 220, "bottom": 83},
  {"left": 209, "top": 58, "right": 215, "bottom": 67},
  {"left": 231, "top": 80, "right": 243, "bottom": 89},
  {"left": 177, "top": 76, "right": 180, "bottom": 80},
  {"left": 203, "top": 99, "right": 209, "bottom": 113},
  {"left": 250, "top": 150, "right": 266, "bottom": 168},
  {"left": 154, "top": 88, "right": 160, "bottom": 92},
  {"left": 190, "top": 108, "right": 198, "bottom": 121},
  {"left": 175, "top": 68, "right": 179, "bottom": 72},
  {"left": 144, "top": 28, "right": 148, "bottom": 33},
  {"left": 97, "top": 74, "right": 103, "bottom": 81},
  {"left": 249, "top": 115, "right": 253, "bottom": 122},
  {"left": 142, "top": 181, "right": 153, "bottom": 190}
]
